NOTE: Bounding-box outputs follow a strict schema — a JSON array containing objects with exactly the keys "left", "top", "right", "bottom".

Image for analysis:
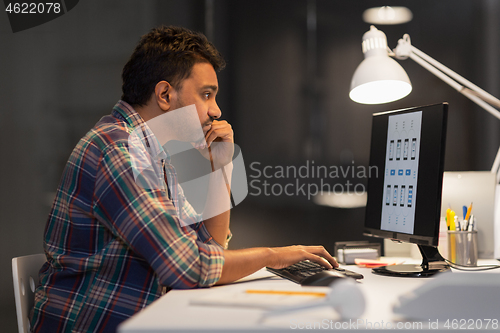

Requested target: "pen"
[
  {"left": 463, "top": 217, "right": 469, "bottom": 231},
  {"left": 468, "top": 215, "right": 475, "bottom": 231},
  {"left": 454, "top": 216, "right": 461, "bottom": 232},
  {"left": 450, "top": 212, "right": 456, "bottom": 263},
  {"left": 464, "top": 203, "right": 473, "bottom": 223},
  {"left": 245, "top": 290, "right": 326, "bottom": 297},
  {"left": 446, "top": 208, "right": 451, "bottom": 230}
]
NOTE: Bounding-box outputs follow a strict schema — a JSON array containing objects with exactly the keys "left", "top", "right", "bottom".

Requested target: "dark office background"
[{"left": 1, "top": 0, "right": 499, "bottom": 331}]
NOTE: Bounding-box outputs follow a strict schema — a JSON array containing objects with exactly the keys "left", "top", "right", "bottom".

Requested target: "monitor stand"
[{"left": 372, "top": 244, "right": 450, "bottom": 277}]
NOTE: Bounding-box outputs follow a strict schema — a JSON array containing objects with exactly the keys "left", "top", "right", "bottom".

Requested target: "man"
[{"left": 31, "top": 26, "right": 337, "bottom": 333}]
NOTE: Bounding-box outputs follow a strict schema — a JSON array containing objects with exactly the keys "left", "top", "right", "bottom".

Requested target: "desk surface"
[{"left": 119, "top": 260, "right": 499, "bottom": 332}]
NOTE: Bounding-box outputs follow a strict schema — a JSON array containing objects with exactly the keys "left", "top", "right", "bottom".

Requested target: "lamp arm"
[
  {"left": 394, "top": 39, "right": 500, "bottom": 176},
  {"left": 394, "top": 35, "right": 500, "bottom": 110},
  {"left": 408, "top": 50, "right": 500, "bottom": 122},
  {"left": 410, "top": 46, "right": 500, "bottom": 109}
]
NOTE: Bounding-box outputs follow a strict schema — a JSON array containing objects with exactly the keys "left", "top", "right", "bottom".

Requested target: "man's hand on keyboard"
[{"left": 267, "top": 245, "right": 338, "bottom": 270}]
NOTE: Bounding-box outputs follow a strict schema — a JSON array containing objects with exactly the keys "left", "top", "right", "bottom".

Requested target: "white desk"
[{"left": 119, "top": 260, "right": 499, "bottom": 332}]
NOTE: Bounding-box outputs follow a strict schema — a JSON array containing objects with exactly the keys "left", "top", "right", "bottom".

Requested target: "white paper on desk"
[{"left": 190, "top": 291, "right": 321, "bottom": 309}]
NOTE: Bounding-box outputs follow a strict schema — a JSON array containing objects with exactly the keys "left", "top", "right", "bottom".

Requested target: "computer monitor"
[{"left": 364, "top": 103, "right": 449, "bottom": 277}]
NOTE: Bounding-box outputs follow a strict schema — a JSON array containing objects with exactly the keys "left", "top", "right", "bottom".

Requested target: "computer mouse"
[{"left": 301, "top": 270, "right": 347, "bottom": 286}]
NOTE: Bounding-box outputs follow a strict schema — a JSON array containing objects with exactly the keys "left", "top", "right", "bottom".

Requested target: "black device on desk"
[
  {"left": 266, "top": 260, "right": 364, "bottom": 286},
  {"left": 364, "top": 103, "right": 449, "bottom": 277}
]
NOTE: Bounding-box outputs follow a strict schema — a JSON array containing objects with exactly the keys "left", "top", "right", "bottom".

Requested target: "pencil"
[{"left": 245, "top": 290, "right": 326, "bottom": 297}]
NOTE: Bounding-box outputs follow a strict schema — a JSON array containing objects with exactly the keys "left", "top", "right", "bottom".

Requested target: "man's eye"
[{"left": 204, "top": 92, "right": 211, "bottom": 99}]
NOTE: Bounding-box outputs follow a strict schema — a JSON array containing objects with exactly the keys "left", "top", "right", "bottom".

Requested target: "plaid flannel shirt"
[{"left": 30, "top": 101, "right": 225, "bottom": 333}]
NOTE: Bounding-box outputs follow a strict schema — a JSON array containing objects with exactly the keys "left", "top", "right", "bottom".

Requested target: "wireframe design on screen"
[{"left": 381, "top": 111, "right": 422, "bottom": 234}]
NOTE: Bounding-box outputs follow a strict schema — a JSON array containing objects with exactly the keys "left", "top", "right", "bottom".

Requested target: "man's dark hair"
[{"left": 121, "top": 26, "right": 225, "bottom": 106}]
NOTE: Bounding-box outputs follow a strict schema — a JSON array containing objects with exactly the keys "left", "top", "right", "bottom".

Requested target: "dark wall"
[{"left": 1, "top": 0, "right": 499, "bottom": 331}]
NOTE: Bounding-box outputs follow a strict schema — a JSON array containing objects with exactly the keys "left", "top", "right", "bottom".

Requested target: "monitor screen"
[{"left": 364, "top": 103, "right": 449, "bottom": 277}]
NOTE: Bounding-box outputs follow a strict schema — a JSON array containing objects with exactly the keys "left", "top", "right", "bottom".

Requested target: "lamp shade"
[
  {"left": 362, "top": 6, "right": 413, "bottom": 25},
  {"left": 350, "top": 26, "right": 412, "bottom": 104}
]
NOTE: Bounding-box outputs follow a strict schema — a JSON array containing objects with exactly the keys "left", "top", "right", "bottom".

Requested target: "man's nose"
[{"left": 209, "top": 104, "right": 222, "bottom": 119}]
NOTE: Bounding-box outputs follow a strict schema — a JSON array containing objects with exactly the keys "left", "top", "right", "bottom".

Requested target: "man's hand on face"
[{"left": 196, "top": 120, "right": 234, "bottom": 170}]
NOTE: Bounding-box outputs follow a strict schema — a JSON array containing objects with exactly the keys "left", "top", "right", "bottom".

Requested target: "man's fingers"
[
  {"left": 206, "top": 130, "right": 233, "bottom": 146},
  {"left": 303, "top": 254, "right": 333, "bottom": 269},
  {"left": 205, "top": 120, "right": 233, "bottom": 146},
  {"left": 266, "top": 245, "right": 338, "bottom": 270},
  {"left": 312, "top": 246, "right": 339, "bottom": 268},
  {"left": 302, "top": 246, "right": 338, "bottom": 268}
]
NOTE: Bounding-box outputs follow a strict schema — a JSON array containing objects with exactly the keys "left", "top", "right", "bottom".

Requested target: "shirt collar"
[
  {"left": 112, "top": 100, "right": 145, "bottom": 129},
  {"left": 113, "top": 100, "right": 167, "bottom": 161}
]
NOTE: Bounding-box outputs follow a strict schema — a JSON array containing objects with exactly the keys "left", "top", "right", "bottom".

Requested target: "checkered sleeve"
[
  {"left": 196, "top": 222, "right": 232, "bottom": 249},
  {"left": 93, "top": 143, "right": 225, "bottom": 288}
]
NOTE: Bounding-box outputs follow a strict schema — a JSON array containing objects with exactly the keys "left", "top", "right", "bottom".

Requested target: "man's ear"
[{"left": 154, "top": 81, "right": 176, "bottom": 111}]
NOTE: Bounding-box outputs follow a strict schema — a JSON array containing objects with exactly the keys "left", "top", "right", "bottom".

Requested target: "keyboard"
[{"left": 266, "top": 260, "right": 364, "bottom": 286}]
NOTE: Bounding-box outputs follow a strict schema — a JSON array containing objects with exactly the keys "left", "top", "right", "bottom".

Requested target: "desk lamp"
[{"left": 350, "top": 26, "right": 500, "bottom": 181}]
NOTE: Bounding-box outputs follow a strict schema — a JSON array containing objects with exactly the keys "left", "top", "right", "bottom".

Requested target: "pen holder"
[{"left": 447, "top": 230, "right": 478, "bottom": 266}]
